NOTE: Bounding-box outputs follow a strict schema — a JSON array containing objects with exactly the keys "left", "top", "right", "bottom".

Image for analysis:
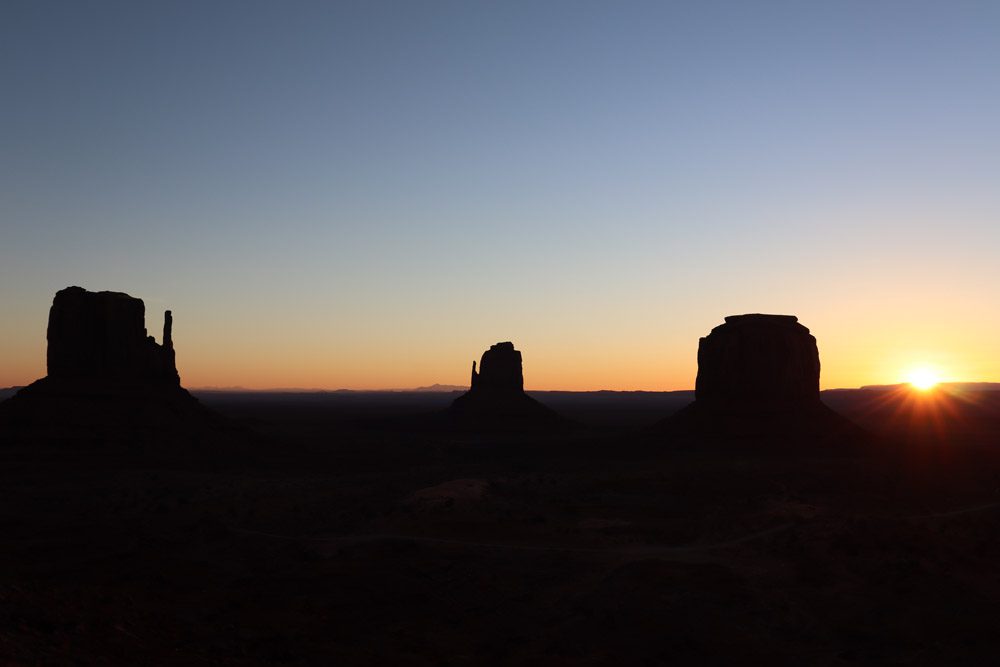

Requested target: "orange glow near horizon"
[{"left": 1, "top": 297, "right": 999, "bottom": 392}]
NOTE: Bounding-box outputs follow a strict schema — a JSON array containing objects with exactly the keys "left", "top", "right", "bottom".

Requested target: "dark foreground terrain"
[{"left": 3, "top": 388, "right": 1000, "bottom": 665}]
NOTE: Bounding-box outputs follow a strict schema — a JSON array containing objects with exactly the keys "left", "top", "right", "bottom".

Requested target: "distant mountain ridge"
[
  {"left": 409, "top": 384, "right": 468, "bottom": 393},
  {"left": 849, "top": 382, "right": 1000, "bottom": 392},
  {"left": 10, "top": 383, "right": 1000, "bottom": 400}
]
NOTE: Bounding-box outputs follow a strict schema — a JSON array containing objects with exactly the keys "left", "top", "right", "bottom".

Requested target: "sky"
[{"left": 2, "top": 1, "right": 999, "bottom": 391}]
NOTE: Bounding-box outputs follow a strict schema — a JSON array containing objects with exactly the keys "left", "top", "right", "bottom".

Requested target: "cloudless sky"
[{"left": 2, "top": 1, "right": 999, "bottom": 390}]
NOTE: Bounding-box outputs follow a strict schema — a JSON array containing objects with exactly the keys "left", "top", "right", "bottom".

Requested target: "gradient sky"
[{"left": 2, "top": 1, "right": 999, "bottom": 390}]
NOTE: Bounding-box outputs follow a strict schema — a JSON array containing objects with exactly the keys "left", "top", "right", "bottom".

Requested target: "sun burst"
[{"left": 905, "top": 367, "right": 941, "bottom": 391}]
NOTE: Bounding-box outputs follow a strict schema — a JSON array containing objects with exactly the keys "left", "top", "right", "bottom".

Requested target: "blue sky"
[{"left": 2, "top": 1, "right": 999, "bottom": 389}]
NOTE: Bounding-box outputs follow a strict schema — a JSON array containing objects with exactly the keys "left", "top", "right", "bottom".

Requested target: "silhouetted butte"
[
  {"left": 660, "top": 314, "right": 862, "bottom": 442},
  {"left": 0, "top": 287, "right": 213, "bottom": 443},
  {"left": 697, "top": 314, "right": 818, "bottom": 409},
  {"left": 47, "top": 286, "right": 179, "bottom": 385},
  {"left": 449, "top": 342, "right": 563, "bottom": 429}
]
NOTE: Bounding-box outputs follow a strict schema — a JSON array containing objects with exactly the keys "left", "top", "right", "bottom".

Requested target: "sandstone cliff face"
[
  {"left": 470, "top": 342, "right": 524, "bottom": 395},
  {"left": 452, "top": 342, "right": 561, "bottom": 428},
  {"left": 46, "top": 286, "right": 178, "bottom": 385},
  {"left": 695, "top": 314, "right": 820, "bottom": 409},
  {"left": 0, "top": 287, "right": 211, "bottom": 441},
  {"left": 658, "top": 314, "right": 861, "bottom": 443}
]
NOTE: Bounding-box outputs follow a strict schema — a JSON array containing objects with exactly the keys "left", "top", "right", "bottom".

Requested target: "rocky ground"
[{"left": 3, "top": 392, "right": 1000, "bottom": 665}]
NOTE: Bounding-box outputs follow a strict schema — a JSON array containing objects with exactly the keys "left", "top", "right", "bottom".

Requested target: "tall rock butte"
[
  {"left": 695, "top": 314, "right": 819, "bottom": 409},
  {"left": 661, "top": 314, "right": 860, "bottom": 442},
  {"left": 0, "top": 287, "right": 211, "bottom": 441},
  {"left": 470, "top": 342, "right": 524, "bottom": 395},
  {"left": 450, "top": 342, "right": 561, "bottom": 428},
  {"left": 47, "top": 286, "right": 179, "bottom": 385}
]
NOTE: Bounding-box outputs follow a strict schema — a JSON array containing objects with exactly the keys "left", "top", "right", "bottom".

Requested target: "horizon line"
[{"left": 182, "top": 381, "right": 1000, "bottom": 394}]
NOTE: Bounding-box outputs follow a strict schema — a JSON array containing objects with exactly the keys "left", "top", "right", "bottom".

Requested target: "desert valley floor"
[{"left": 3, "top": 388, "right": 1000, "bottom": 665}]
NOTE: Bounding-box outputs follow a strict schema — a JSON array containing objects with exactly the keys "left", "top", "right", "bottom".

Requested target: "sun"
[{"left": 905, "top": 367, "right": 941, "bottom": 391}]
